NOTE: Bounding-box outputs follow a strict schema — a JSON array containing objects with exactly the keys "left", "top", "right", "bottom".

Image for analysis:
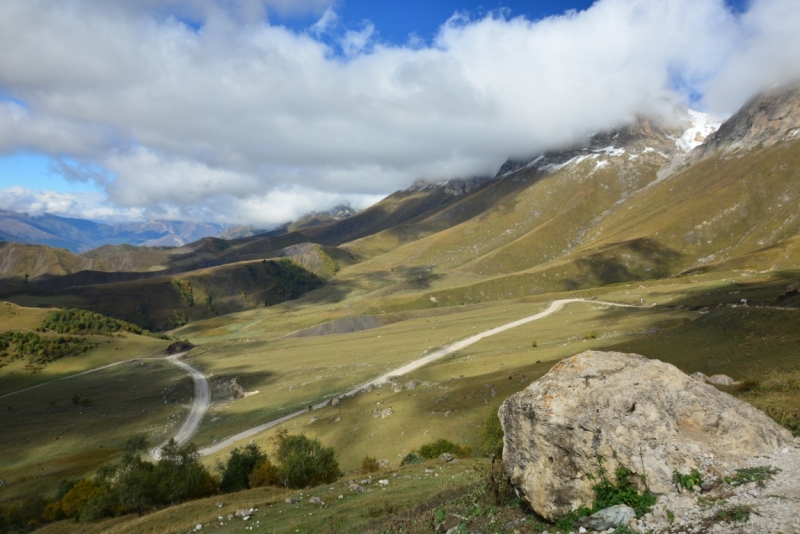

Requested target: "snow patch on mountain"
[{"left": 676, "top": 110, "right": 722, "bottom": 153}]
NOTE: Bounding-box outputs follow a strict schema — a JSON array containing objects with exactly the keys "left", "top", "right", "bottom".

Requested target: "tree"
[
  {"left": 60, "top": 480, "right": 99, "bottom": 518},
  {"left": 248, "top": 458, "right": 279, "bottom": 488},
  {"left": 219, "top": 443, "right": 265, "bottom": 493},
  {"left": 155, "top": 440, "right": 217, "bottom": 503},
  {"left": 273, "top": 430, "right": 340, "bottom": 489}
]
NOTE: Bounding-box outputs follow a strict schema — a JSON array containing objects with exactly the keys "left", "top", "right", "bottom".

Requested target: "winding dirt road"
[
  {"left": 152, "top": 353, "right": 210, "bottom": 458},
  {"left": 198, "top": 298, "right": 638, "bottom": 456}
]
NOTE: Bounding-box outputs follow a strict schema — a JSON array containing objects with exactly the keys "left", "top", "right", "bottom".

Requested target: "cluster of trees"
[
  {"left": 267, "top": 258, "right": 325, "bottom": 298},
  {"left": 171, "top": 279, "right": 194, "bottom": 306},
  {"left": 219, "top": 431, "right": 340, "bottom": 492},
  {"left": 0, "top": 432, "right": 339, "bottom": 532},
  {"left": 39, "top": 308, "right": 143, "bottom": 336},
  {"left": 0, "top": 331, "right": 98, "bottom": 369}
]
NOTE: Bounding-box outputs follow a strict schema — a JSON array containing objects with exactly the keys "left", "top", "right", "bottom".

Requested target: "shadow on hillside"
[
  {"left": 664, "top": 269, "right": 800, "bottom": 309},
  {"left": 565, "top": 238, "right": 683, "bottom": 290}
]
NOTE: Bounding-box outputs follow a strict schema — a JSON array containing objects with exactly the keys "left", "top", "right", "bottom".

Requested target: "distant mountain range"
[
  {"left": 0, "top": 210, "right": 228, "bottom": 252},
  {"left": 0, "top": 204, "right": 359, "bottom": 253}
]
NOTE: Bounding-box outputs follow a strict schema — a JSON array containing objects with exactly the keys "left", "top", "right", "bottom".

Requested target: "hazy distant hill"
[{"left": 0, "top": 210, "right": 226, "bottom": 252}]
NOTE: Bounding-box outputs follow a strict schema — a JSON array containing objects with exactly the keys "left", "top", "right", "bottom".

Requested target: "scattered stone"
[
  {"left": 378, "top": 479, "right": 389, "bottom": 486},
  {"left": 216, "top": 502, "right": 224, "bottom": 508},
  {"left": 381, "top": 407, "right": 393, "bottom": 418},
  {"left": 235, "top": 509, "right": 250, "bottom": 517},
  {"left": 308, "top": 416, "right": 319, "bottom": 424},
  {"left": 405, "top": 380, "right": 421, "bottom": 390},
  {"left": 393, "top": 383, "right": 403, "bottom": 393},
  {"left": 707, "top": 374, "right": 738, "bottom": 385},
  {"left": 331, "top": 396, "right": 342, "bottom": 407},
  {"left": 284, "top": 498, "right": 298, "bottom": 504},
  {"left": 499, "top": 350, "right": 792, "bottom": 520},
  {"left": 439, "top": 453, "right": 455, "bottom": 462},
  {"left": 310, "top": 496, "right": 325, "bottom": 505},
  {"left": 349, "top": 484, "right": 366, "bottom": 493},
  {"left": 576, "top": 505, "right": 637, "bottom": 531},
  {"left": 226, "top": 514, "right": 233, "bottom": 521},
  {"left": 195, "top": 523, "right": 203, "bottom": 530},
  {"left": 701, "top": 479, "right": 717, "bottom": 492},
  {"left": 378, "top": 459, "right": 391, "bottom": 469},
  {"left": 444, "top": 526, "right": 460, "bottom": 534}
]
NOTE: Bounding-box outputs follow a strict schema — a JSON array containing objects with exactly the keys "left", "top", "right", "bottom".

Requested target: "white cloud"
[
  {"left": 0, "top": 0, "right": 798, "bottom": 225},
  {"left": 0, "top": 187, "right": 145, "bottom": 221}
]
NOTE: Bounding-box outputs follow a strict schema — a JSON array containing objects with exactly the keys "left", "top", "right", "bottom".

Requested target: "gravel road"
[{"left": 198, "top": 298, "right": 638, "bottom": 456}]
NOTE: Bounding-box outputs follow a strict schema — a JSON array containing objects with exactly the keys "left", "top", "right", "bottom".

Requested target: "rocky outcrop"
[
  {"left": 690, "top": 82, "right": 800, "bottom": 161},
  {"left": 499, "top": 350, "right": 792, "bottom": 521}
]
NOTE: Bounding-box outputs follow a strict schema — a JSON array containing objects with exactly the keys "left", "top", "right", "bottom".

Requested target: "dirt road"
[
  {"left": 198, "top": 298, "right": 637, "bottom": 456},
  {"left": 152, "top": 353, "right": 210, "bottom": 458}
]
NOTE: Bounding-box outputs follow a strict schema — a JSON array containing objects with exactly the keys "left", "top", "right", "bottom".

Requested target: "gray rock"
[
  {"left": 439, "top": 453, "right": 455, "bottom": 462},
  {"left": 707, "top": 374, "right": 738, "bottom": 386},
  {"left": 349, "top": 483, "right": 366, "bottom": 493},
  {"left": 689, "top": 372, "right": 709, "bottom": 382},
  {"left": 381, "top": 407, "right": 394, "bottom": 418},
  {"left": 575, "top": 505, "right": 636, "bottom": 530},
  {"left": 405, "top": 380, "right": 421, "bottom": 390},
  {"left": 284, "top": 498, "right": 298, "bottom": 504},
  {"left": 309, "top": 496, "right": 325, "bottom": 505},
  {"left": 499, "top": 350, "right": 792, "bottom": 520}
]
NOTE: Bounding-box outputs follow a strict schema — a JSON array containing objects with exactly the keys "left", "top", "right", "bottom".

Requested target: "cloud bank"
[{"left": 0, "top": 0, "right": 799, "bottom": 225}]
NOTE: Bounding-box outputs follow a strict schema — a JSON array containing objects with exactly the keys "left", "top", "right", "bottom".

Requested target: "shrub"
[
  {"left": 60, "top": 480, "right": 100, "bottom": 518},
  {"left": 219, "top": 444, "right": 265, "bottom": 493},
  {"left": 418, "top": 439, "right": 473, "bottom": 459},
  {"left": 479, "top": 410, "right": 504, "bottom": 458},
  {"left": 672, "top": 469, "right": 703, "bottom": 491},
  {"left": 725, "top": 466, "right": 779, "bottom": 488},
  {"left": 361, "top": 456, "right": 380, "bottom": 474},
  {"left": 591, "top": 461, "right": 655, "bottom": 518},
  {"left": 400, "top": 452, "right": 423, "bottom": 465},
  {"left": 248, "top": 459, "right": 279, "bottom": 488},
  {"left": 273, "top": 430, "right": 340, "bottom": 488}
]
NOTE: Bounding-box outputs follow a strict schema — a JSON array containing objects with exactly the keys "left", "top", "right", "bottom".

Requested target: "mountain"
[
  {"left": 2, "top": 86, "right": 800, "bottom": 326},
  {"left": 0, "top": 210, "right": 227, "bottom": 252}
]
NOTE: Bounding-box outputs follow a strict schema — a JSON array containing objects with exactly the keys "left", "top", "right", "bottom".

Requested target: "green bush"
[
  {"left": 219, "top": 443, "right": 265, "bottom": 493},
  {"left": 479, "top": 410, "right": 504, "bottom": 458},
  {"left": 418, "top": 439, "right": 473, "bottom": 459},
  {"left": 672, "top": 469, "right": 703, "bottom": 491},
  {"left": 400, "top": 452, "right": 423, "bottom": 465},
  {"left": 591, "top": 460, "right": 655, "bottom": 518},
  {"left": 273, "top": 430, "right": 341, "bottom": 488}
]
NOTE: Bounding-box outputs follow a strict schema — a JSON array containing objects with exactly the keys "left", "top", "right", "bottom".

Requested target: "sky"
[{"left": 0, "top": 0, "right": 796, "bottom": 227}]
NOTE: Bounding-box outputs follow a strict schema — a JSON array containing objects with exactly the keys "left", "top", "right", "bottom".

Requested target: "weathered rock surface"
[
  {"left": 499, "top": 350, "right": 792, "bottom": 521},
  {"left": 575, "top": 504, "right": 636, "bottom": 531}
]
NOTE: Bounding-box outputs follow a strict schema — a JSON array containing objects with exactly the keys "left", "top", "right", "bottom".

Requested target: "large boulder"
[{"left": 499, "top": 351, "right": 792, "bottom": 520}]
